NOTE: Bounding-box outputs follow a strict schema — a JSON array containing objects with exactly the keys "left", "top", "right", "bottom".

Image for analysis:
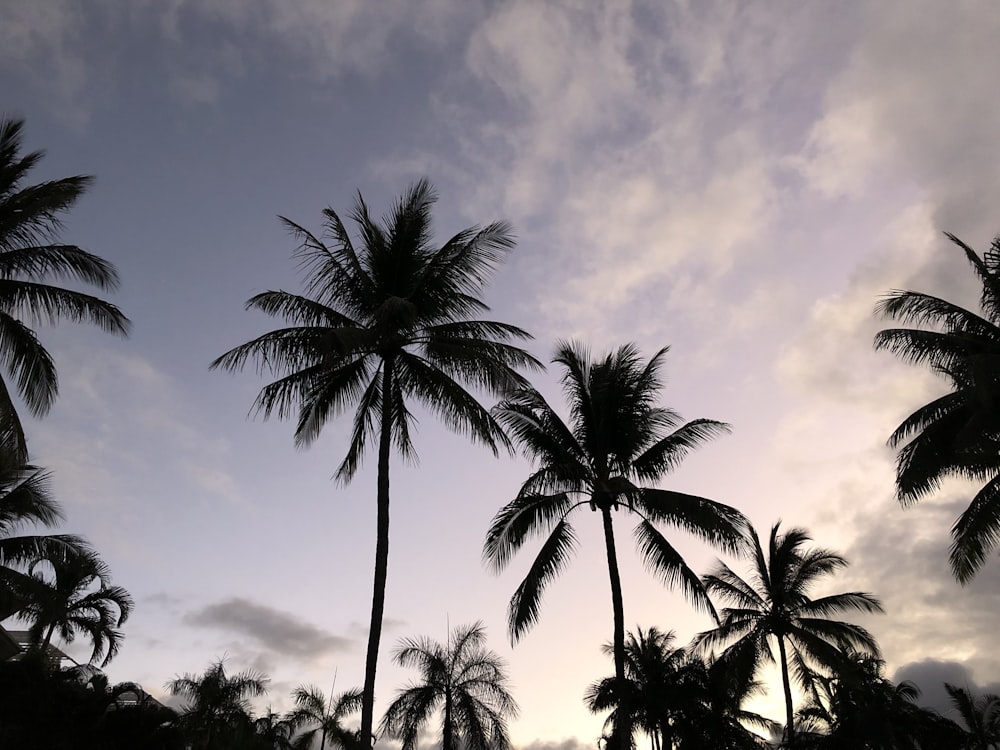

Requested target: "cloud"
[
  {"left": 447, "top": 2, "right": 860, "bottom": 342},
  {"left": 894, "top": 659, "right": 1000, "bottom": 717},
  {"left": 518, "top": 738, "right": 596, "bottom": 750},
  {"left": 839, "top": 491, "right": 1000, "bottom": 686},
  {"left": 185, "top": 597, "right": 355, "bottom": 658}
]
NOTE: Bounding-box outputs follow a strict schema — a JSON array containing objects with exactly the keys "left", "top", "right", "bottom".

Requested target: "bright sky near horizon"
[{"left": 3, "top": 0, "right": 1000, "bottom": 746}]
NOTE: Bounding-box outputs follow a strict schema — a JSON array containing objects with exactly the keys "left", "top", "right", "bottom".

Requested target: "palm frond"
[{"left": 507, "top": 519, "right": 578, "bottom": 642}]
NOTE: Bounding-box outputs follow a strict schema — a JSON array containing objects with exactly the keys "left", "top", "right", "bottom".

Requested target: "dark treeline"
[{"left": 3, "top": 114, "right": 1000, "bottom": 749}]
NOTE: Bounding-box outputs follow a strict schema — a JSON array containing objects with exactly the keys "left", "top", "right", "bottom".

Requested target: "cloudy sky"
[{"left": 3, "top": 0, "right": 1000, "bottom": 744}]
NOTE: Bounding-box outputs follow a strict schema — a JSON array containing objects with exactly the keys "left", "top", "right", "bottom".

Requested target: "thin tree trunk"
[
  {"left": 777, "top": 635, "right": 795, "bottom": 749},
  {"left": 444, "top": 687, "right": 453, "bottom": 750},
  {"left": 601, "top": 507, "right": 629, "bottom": 750},
  {"left": 360, "top": 360, "right": 394, "bottom": 750}
]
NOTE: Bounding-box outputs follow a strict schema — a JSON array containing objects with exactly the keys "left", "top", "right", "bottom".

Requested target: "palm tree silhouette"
[
  {"left": 944, "top": 682, "right": 1000, "bottom": 750},
  {"left": 694, "top": 522, "right": 883, "bottom": 748},
  {"left": 586, "top": 627, "right": 771, "bottom": 750},
  {"left": 484, "top": 341, "right": 746, "bottom": 750},
  {"left": 796, "top": 652, "right": 960, "bottom": 749},
  {"left": 0, "top": 117, "right": 130, "bottom": 461},
  {"left": 380, "top": 621, "right": 517, "bottom": 750},
  {"left": 17, "top": 549, "right": 132, "bottom": 666},
  {"left": 212, "top": 179, "right": 539, "bottom": 746},
  {"left": 167, "top": 658, "right": 269, "bottom": 749},
  {"left": 289, "top": 685, "right": 362, "bottom": 750},
  {"left": 0, "top": 454, "right": 89, "bottom": 619},
  {"left": 875, "top": 232, "right": 1000, "bottom": 583}
]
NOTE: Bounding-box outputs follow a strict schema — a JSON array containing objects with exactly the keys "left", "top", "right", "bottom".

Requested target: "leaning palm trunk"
[
  {"left": 360, "top": 361, "right": 395, "bottom": 748},
  {"left": 778, "top": 635, "right": 795, "bottom": 748},
  {"left": 601, "top": 506, "right": 630, "bottom": 750}
]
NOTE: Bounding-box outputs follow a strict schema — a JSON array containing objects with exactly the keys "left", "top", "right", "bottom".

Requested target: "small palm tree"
[
  {"left": 585, "top": 627, "right": 701, "bottom": 750},
  {"left": 213, "top": 180, "right": 539, "bottom": 747},
  {"left": 380, "top": 621, "right": 517, "bottom": 750},
  {"left": 0, "top": 453, "right": 89, "bottom": 618},
  {"left": 289, "top": 685, "right": 362, "bottom": 750},
  {"left": 484, "top": 341, "right": 747, "bottom": 750},
  {"left": 253, "top": 709, "right": 297, "bottom": 750},
  {"left": 694, "top": 523, "right": 884, "bottom": 748},
  {"left": 586, "top": 628, "right": 771, "bottom": 750},
  {"left": 0, "top": 116, "right": 130, "bottom": 461},
  {"left": 796, "top": 652, "right": 957, "bottom": 749},
  {"left": 874, "top": 232, "right": 1000, "bottom": 582},
  {"left": 16, "top": 549, "right": 133, "bottom": 666},
  {"left": 944, "top": 683, "right": 1000, "bottom": 750},
  {"left": 167, "top": 659, "right": 269, "bottom": 750}
]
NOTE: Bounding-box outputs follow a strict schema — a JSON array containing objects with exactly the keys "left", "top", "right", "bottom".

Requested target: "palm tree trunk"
[
  {"left": 444, "top": 687, "right": 453, "bottom": 750},
  {"left": 360, "top": 359, "right": 394, "bottom": 750},
  {"left": 777, "top": 635, "right": 795, "bottom": 748},
  {"left": 601, "top": 507, "right": 629, "bottom": 750}
]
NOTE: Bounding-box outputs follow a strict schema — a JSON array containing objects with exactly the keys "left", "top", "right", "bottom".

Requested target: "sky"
[{"left": 3, "top": 0, "right": 1000, "bottom": 745}]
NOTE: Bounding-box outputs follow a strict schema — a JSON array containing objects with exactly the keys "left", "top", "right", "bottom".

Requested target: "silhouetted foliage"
[
  {"left": 694, "top": 523, "right": 883, "bottom": 748},
  {"left": 586, "top": 627, "right": 772, "bottom": 750},
  {"left": 167, "top": 658, "right": 269, "bottom": 750},
  {"left": 16, "top": 549, "right": 132, "bottom": 666},
  {"left": 381, "top": 621, "right": 517, "bottom": 750},
  {"left": 0, "top": 116, "right": 129, "bottom": 462},
  {"left": 875, "top": 232, "right": 1000, "bottom": 581},
  {"left": 485, "top": 341, "right": 746, "bottom": 750},
  {"left": 289, "top": 684, "right": 363, "bottom": 750},
  {"left": 213, "top": 180, "right": 539, "bottom": 748}
]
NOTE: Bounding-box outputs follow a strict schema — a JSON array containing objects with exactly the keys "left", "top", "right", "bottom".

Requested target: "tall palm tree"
[
  {"left": 0, "top": 453, "right": 89, "bottom": 619},
  {"left": 694, "top": 523, "right": 884, "bottom": 748},
  {"left": 167, "top": 659, "right": 269, "bottom": 750},
  {"left": 212, "top": 180, "right": 538, "bottom": 746},
  {"left": 484, "top": 341, "right": 747, "bottom": 750},
  {"left": 289, "top": 685, "right": 362, "bottom": 750},
  {"left": 874, "top": 232, "right": 1000, "bottom": 582},
  {"left": 0, "top": 116, "right": 130, "bottom": 462},
  {"left": 16, "top": 549, "right": 133, "bottom": 666},
  {"left": 380, "top": 621, "right": 517, "bottom": 750},
  {"left": 944, "top": 683, "right": 1000, "bottom": 750}
]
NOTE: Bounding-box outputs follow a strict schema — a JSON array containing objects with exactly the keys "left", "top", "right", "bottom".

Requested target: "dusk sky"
[{"left": 3, "top": 1, "right": 1000, "bottom": 746}]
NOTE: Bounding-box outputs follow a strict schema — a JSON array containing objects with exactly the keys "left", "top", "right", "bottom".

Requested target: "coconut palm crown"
[
  {"left": 875, "top": 232, "right": 1000, "bottom": 582},
  {"left": 694, "top": 522, "right": 883, "bottom": 748},
  {"left": 484, "top": 341, "right": 747, "bottom": 749},
  {"left": 212, "top": 179, "right": 540, "bottom": 749},
  {"left": 0, "top": 116, "right": 130, "bottom": 461}
]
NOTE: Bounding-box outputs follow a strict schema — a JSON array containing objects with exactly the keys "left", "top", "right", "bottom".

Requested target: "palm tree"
[
  {"left": 585, "top": 627, "right": 700, "bottom": 750},
  {"left": 0, "top": 453, "right": 89, "bottom": 619},
  {"left": 694, "top": 523, "right": 884, "bottom": 748},
  {"left": 289, "top": 685, "right": 362, "bottom": 750},
  {"left": 253, "top": 709, "right": 297, "bottom": 750},
  {"left": 796, "top": 652, "right": 957, "bottom": 749},
  {"left": 380, "top": 621, "right": 517, "bottom": 750},
  {"left": 586, "top": 628, "right": 771, "bottom": 750},
  {"left": 167, "top": 658, "right": 269, "bottom": 750},
  {"left": 944, "top": 683, "right": 1000, "bottom": 749},
  {"left": 874, "top": 232, "right": 1000, "bottom": 582},
  {"left": 484, "top": 341, "right": 747, "bottom": 750},
  {"left": 0, "top": 116, "right": 130, "bottom": 462},
  {"left": 16, "top": 549, "right": 133, "bottom": 666},
  {"left": 212, "top": 180, "right": 538, "bottom": 746}
]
